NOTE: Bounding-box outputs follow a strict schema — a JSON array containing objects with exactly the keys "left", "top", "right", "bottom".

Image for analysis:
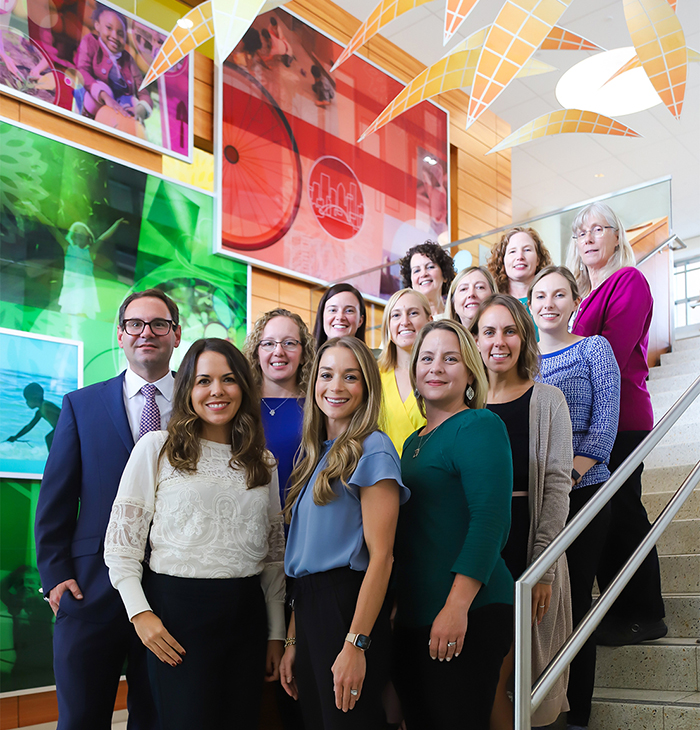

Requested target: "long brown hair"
[
  {"left": 470, "top": 294, "right": 540, "bottom": 381},
  {"left": 487, "top": 227, "right": 552, "bottom": 294},
  {"left": 162, "top": 338, "right": 272, "bottom": 489},
  {"left": 283, "top": 337, "right": 382, "bottom": 522}
]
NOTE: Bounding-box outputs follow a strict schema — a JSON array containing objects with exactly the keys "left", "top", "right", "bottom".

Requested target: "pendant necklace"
[
  {"left": 262, "top": 398, "right": 290, "bottom": 417},
  {"left": 413, "top": 422, "right": 442, "bottom": 458}
]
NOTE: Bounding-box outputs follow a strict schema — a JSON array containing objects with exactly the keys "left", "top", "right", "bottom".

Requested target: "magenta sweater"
[{"left": 572, "top": 267, "right": 654, "bottom": 432}]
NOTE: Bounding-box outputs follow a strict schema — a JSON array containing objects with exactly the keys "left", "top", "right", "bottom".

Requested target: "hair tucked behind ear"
[
  {"left": 162, "top": 338, "right": 273, "bottom": 489},
  {"left": 283, "top": 337, "right": 381, "bottom": 522}
]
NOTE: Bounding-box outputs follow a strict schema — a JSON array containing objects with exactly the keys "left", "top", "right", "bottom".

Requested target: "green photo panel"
[{"left": 0, "top": 118, "right": 247, "bottom": 692}]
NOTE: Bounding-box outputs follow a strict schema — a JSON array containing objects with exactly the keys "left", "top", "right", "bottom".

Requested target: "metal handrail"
[{"left": 514, "top": 374, "right": 700, "bottom": 730}]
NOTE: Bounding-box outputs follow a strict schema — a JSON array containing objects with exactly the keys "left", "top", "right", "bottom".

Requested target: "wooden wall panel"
[{"left": 0, "top": 93, "right": 162, "bottom": 173}]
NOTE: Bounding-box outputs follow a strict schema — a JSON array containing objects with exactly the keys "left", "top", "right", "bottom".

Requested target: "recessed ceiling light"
[
  {"left": 594, "top": 173, "right": 605, "bottom": 178},
  {"left": 556, "top": 47, "right": 662, "bottom": 117},
  {"left": 177, "top": 18, "right": 194, "bottom": 29}
]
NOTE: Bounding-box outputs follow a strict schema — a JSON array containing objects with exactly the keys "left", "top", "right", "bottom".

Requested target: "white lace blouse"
[{"left": 104, "top": 431, "right": 286, "bottom": 640}]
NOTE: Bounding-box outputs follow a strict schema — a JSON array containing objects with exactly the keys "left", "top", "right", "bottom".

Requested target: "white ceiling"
[{"left": 332, "top": 0, "right": 700, "bottom": 242}]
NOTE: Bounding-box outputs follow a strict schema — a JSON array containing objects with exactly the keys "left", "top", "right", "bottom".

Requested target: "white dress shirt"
[{"left": 123, "top": 368, "right": 174, "bottom": 443}]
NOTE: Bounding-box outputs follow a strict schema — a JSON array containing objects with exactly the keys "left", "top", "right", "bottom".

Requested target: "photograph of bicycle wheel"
[
  {"left": 217, "top": 8, "right": 448, "bottom": 298},
  {"left": 221, "top": 63, "right": 302, "bottom": 251}
]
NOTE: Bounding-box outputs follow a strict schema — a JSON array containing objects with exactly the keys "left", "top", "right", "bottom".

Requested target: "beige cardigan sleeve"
[{"left": 528, "top": 383, "right": 573, "bottom": 585}]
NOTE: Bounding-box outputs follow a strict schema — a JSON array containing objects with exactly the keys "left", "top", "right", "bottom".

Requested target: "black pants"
[
  {"left": 293, "top": 567, "right": 392, "bottom": 730},
  {"left": 566, "top": 483, "right": 611, "bottom": 726},
  {"left": 53, "top": 607, "right": 157, "bottom": 730},
  {"left": 597, "top": 431, "right": 665, "bottom": 621},
  {"left": 393, "top": 603, "right": 513, "bottom": 730},
  {"left": 143, "top": 569, "right": 267, "bottom": 730}
]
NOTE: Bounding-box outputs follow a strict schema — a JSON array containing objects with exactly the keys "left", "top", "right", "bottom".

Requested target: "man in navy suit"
[{"left": 35, "top": 289, "right": 181, "bottom": 729}]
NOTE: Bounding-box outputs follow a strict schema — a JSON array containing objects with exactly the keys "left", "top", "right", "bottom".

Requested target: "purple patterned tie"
[{"left": 138, "top": 383, "right": 161, "bottom": 439}]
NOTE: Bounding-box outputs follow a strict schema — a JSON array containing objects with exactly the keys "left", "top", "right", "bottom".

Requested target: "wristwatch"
[
  {"left": 345, "top": 632, "right": 371, "bottom": 651},
  {"left": 572, "top": 468, "right": 582, "bottom": 484}
]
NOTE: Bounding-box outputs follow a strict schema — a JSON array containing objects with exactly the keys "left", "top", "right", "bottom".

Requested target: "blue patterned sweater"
[{"left": 537, "top": 336, "right": 620, "bottom": 489}]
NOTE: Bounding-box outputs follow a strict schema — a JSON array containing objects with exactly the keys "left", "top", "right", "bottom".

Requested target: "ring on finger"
[
  {"left": 350, "top": 689, "right": 359, "bottom": 696},
  {"left": 447, "top": 641, "right": 457, "bottom": 647},
  {"left": 539, "top": 605, "right": 546, "bottom": 608}
]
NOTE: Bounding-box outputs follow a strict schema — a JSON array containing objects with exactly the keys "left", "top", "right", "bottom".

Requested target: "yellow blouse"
[{"left": 379, "top": 368, "right": 426, "bottom": 456}]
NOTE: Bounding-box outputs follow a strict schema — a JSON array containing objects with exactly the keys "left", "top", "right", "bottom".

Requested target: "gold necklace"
[{"left": 412, "top": 423, "right": 442, "bottom": 459}]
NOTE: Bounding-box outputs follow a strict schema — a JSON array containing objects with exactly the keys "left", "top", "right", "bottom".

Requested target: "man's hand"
[{"left": 48, "top": 579, "right": 83, "bottom": 615}]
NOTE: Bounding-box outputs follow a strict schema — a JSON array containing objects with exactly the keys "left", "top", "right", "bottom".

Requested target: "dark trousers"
[
  {"left": 293, "top": 568, "right": 392, "bottom": 730},
  {"left": 566, "top": 483, "right": 611, "bottom": 726},
  {"left": 277, "top": 577, "right": 305, "bottom": 730},
  {"left": 143, "top": 569, "right": 267, "bottom": 730},
  {"left": 393, "top": 603, "right": 513, "bottom": 730},
  {"left": 597, "top": 431, "right": 665, "bottom": 621},
  {"left": 53, "top": 608, "right": 158, "bottom": 730}
]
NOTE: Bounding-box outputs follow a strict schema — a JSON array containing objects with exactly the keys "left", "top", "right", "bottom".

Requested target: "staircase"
[{"left": 589, "top": 334, "right": 700, "bottom": 730}]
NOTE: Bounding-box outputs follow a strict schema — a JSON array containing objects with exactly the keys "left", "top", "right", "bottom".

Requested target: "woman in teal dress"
[{"left": 393, "top": 319, "right": 514, "bottom": 729}]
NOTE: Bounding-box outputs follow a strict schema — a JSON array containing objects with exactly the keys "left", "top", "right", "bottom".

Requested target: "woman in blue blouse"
[
  {"left": 279, "top": 336, "right": 409, "bottom": 730},
  {"left": 529, "top": 266, "right": 620, "bottom": 730},
  {"left": 245, "top": 308, "right": 315, "bottom": 515}
]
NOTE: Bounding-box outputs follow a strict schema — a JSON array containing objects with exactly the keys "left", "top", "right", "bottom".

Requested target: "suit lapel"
[{"left": 100, "top": 373, "right": 135, "bottom": 453}]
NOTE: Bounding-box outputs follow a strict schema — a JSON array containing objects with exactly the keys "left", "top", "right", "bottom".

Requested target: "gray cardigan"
[{"left": 527, "top": 383, "right": 574, "bottom": 726}]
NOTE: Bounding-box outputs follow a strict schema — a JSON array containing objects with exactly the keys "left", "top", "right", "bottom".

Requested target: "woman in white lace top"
[{"left": 104, "top": 338, "right": 285, "bottom": 730}]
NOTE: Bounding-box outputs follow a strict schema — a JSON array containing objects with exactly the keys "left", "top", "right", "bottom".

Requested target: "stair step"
[
  {"left": 590, "top": 690, "right": 700, "bottom": 730},
  {"left": 644, "top": 442, "right": 698, "bottom": 469},
  {"left": 643, "top": 465, "right": 696, "bottom": 493},
  {"left": 659, "top": 554, "right": 700, "bottom": 594},
  {"left": 595, "top": 639, "right": 699, "bottom": 692},
  {"left": 657, "top": 519, "right": 700, "bottom": 556},
  {"left": 662, "top": 348, "right": 700, "bottom": 366},
  {"left": 673, "top": 336, "right": 700, "bottom": 352},
  {"left": 643, "top": 490, "right": 699, "bottom": 521},
  {"left": 664, "top": 594, "right": 700, "bottom": 638},
  {"left": 656, "top": 421, "right": 700, "bottom": 447},
  {"left": 650, "top": 360, "right": 700, "bottom": 379},
  {"left": 652, "top": 393, "right": 700, "bottom": 424},
  {"left": 648, "top": 372, "right": 700, "bottom": 395}
]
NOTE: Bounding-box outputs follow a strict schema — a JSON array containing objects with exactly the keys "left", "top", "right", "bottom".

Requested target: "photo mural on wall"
[
  {"left": 216, "top": 8, "right": 450, "bottom": 300},
  {"left": 0, "top": 118, "right": 247, "bottom": 692},
  {"left": 0, "top": 0, "right": 193, "bottom": 159}
]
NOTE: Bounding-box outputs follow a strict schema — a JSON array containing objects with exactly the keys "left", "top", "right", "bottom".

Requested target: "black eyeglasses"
[
  {"left": 258, "top": 339, "right": 301, "bottom": 352},
  {"left": 121, "top": 318, "right": 176, "bottom": 336}
]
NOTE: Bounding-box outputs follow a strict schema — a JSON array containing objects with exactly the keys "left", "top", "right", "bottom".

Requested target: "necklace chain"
[
  {"left": 413, "top": 423, "right": 442, "bottom": 458},
  {"left": 261, "top": 397, "right": 290, "bottom": 417}
]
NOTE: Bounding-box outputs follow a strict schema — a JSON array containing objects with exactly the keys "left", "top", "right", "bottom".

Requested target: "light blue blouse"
[{"left": 285, "top": 430, "right": 409, "bottom": 578}]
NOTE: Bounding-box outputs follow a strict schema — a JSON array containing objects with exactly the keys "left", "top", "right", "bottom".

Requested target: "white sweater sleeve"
[
  {"left": 104, "top": 431, "right": 165, "bottom": 619},
  {"left": 261, "top": 465, "right": 286, "bottom": 640}
]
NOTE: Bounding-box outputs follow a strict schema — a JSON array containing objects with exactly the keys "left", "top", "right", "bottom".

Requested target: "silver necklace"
[
  {"left": 261, "top": 398, "right": 290, "bottom": 417},
  {"left": 413, "top": 423, "right": 442, "bottom": 458}
]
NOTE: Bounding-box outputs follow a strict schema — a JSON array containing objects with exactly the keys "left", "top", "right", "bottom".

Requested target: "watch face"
[{"left": 355, "top": 634, "right": 371, "bottom": 651}]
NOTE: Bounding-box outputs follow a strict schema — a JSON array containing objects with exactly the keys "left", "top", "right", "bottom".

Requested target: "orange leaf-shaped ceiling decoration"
[
  {"left": 487, "top": 109, "right": 641, "bottom": 154},
  {"left": 622, "top": 0, "right": 687, "bottom": 118},
  {"left": 467, "top": 0, "right": 574, "bottom": 129},
  {"left": 444, "top": 0, "right": 481, "bottom": 44}
]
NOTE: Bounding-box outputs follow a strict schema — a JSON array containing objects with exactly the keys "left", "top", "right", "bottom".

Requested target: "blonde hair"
[
  {"left": 244, "top": 308, "right": 315, "bottom": 393},
  {"left": 445, "top": 266, "right": 497, "bottom": 324},
  {"left": 409, "top": 319, "right": 488, "bottom": 413},
  {"left": 566, "top": 202, "right": 636, "bottom": 297},
  {"left": 283, "top": 337, "right": 382, "bottom": 522},
  {"left": 470, "top": 294, "right": 540, "bottom": 382},
  {"left": 377, "top": 288, "right": 432, "bottom": 372}
]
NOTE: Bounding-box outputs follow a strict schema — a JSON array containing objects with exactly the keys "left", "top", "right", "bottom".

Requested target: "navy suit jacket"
[{"left": 35, "top": 372, "right": 135, "bottom": 623}]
